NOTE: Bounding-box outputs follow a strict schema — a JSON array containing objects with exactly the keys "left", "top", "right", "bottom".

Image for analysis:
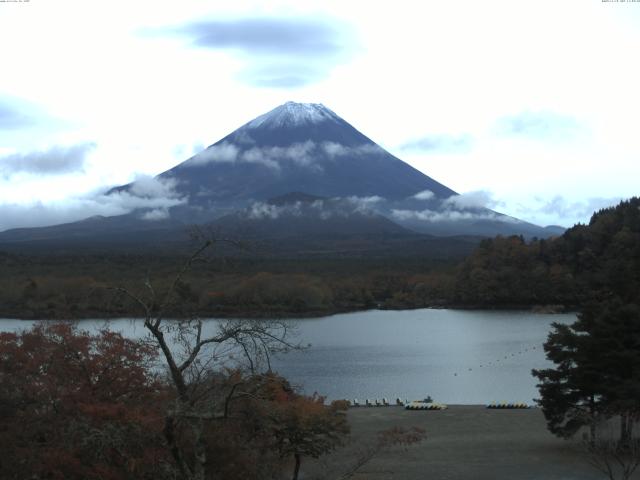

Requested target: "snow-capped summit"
[
  {"left": 245, "top": 102, "right": 340, "bottom": 130},
  {"left": 157, "top": 101, "right": 457, "bottom": 203},
  {"left": 0, "top": 100, "right": 561, "bottom": 250}
]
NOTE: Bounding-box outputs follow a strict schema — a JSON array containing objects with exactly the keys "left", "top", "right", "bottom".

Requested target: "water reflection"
[{"left": 0, "top": 309, "right": 575, "bottom": 404}]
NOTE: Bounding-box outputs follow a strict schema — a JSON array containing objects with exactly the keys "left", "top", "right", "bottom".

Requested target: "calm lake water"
[{"left": 0, "top": 309, "right": 575, "bottom": 405}]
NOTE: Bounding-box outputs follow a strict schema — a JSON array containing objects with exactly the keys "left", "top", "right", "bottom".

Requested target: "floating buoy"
[
  {"left": 406, "top": 401, "right": 447, "bottom": 411},
  {"left": 486, "top": 402, "right": 531, "bottom": 409}
]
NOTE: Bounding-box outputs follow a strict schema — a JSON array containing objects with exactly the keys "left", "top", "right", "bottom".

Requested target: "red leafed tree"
[
  {"left": 0, "top": 323, "right": 171, "bottom": 479},
  {"left": 250, "top": 374, "right": 350, "bottom": 480}
]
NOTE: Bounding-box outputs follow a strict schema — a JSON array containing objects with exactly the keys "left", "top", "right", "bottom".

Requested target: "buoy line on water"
[
  {"left": 451, "top": 343, "right": 541, "bottom": 378},
  {"left": 346, "top": 399, "right": 534, "bottom": 410}
]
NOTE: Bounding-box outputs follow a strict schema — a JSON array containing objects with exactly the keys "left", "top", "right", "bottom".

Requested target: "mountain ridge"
[{"left": 0, "top": 101, "right": 563, "bottom": 252}]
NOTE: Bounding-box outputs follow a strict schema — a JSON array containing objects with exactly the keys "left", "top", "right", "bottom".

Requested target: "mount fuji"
[{"left": 0, "top": 102, "right": 562, "bottom": 253}]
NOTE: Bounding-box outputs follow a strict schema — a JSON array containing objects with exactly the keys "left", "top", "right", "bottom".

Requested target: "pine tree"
[
  {"left": 533, "top": 298, "right": 640, "bottom": 444},
  {"left": 532, "top": 318, "right": 603, "bottom": 440}
]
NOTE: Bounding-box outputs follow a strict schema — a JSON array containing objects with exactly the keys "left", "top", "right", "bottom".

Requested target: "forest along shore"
[
  {"left": 0, "top": 234, "right": 586, "bottom": 321},
  {"left": 303, "top": 405, "right": 615, "bottom": 480}
]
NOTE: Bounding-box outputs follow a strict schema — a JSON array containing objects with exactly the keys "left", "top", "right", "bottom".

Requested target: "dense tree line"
[
  {"left": 454, "top": 197, "right": 640, "bottom": 309},
  {"left": 531, "top": 198, "right": 640, "bottom": 478},
  {"left": 0, "top": 253, "right": 461, "bottom": 319},
  {"left": 2, "top": 198, "right": 639, "bottom": 319}
]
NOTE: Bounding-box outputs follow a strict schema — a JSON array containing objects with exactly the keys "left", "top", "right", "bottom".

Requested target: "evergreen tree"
[
  {"left": 585, "top": 300, "right": 640, "bottom": 444},
  {"left": 532, "top": 318, "right": 603, "bottom": 440},
  {"left": 533, "top": 298, "right": 640, "bottom": 443}
]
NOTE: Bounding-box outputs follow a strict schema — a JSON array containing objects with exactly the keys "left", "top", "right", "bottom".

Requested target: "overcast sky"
[{"left": 1, "top": 0, "right": 639, "bottom": 231}]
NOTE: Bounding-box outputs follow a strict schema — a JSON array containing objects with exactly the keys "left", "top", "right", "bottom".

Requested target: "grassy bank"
[{"left": 302, "top": 406, "right": 620, "bottom": 480}]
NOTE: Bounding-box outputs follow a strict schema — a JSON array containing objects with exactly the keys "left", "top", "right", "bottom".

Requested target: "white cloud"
[
  {"left": 241, "top": 140, "right": 317, "bottom": 169},
  {"left": 496, "top": 111, "right": 584, "bottom": 141},
  {"left": 321, "top": 142, "right": 383, "bottom": 158},
  {"left": 344, "top": 195, "right": 384, "bottom": 213},
  {"left": 240, "top": 148, "right": 281, "bottom": 170},
  {"left": 245, "top": 196, "right": 385, "bottom": 220},
  {"left": 511, "top": 195, "right": 623, "bottom": 227},
  {"left": 190, "top": 142, "right": 240, "bottom": 165},
  {"left": 538, "top": 196, "right": 621, "bottom": 220},
  {"left": 444, "top": 190, "right": 505, "bottom": 210},
  {"left": 248, "top": 202, "right": 280, "bottom": 219},
  {"left": 401, "top": 134, "right": 472, "bottom": 153},
  {"left": 391, "top": 208, "right": 505, "bottom": 223},
  {"left": 0, "top": 176, "right": 187, "bottom": 232},
  {"left": 413, "top": 190, "right": 434, "bottom": 200},
  {"left": 277, "top": 140, "right": 316, "bottom": 166},
  {"left": 321, "top": 141, "right": 348, "bottom": 157},
  {"left": 141, "top": 207, "right": 170, "bottom": 221},
  {"left": 390, "top": 189, "right": 519, "bottom": 224},
  {"left": 247, "top": 201, "right": 304, "bottom": 219},
  {"left": 188, "top": 141, "right": 323, "bottom": 171},
  {"left": 129, "top": 174, "right": 182, "bottom": 199}
]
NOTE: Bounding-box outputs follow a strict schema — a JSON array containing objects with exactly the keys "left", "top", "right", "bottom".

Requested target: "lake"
[{"left": 0, "top": 309, "right": 575, "bottom": 405}]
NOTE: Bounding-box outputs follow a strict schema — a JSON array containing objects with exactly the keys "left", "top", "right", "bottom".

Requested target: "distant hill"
[{"left": 452, "top": 197, "right": 640, "bottom": 308}]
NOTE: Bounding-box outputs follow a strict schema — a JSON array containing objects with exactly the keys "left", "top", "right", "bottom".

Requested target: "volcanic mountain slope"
[
  {"left": 0, "top": 102, "right": 561, "bottom": 253},
  {"left": 169, "top": 103, "right": 457, "bottom": 202},
  {"left": 211, "top": 192, "right": 410, "bottom": 238},
  {"left": 112, "top": 101, "right": 554, "bottom": 237},
  {"left": 111, "top": 102, "right": 457, "bottom": 215}
]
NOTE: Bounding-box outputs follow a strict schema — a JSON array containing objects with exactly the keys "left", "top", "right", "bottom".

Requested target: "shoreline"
[{"left": 0, "top": 303, "right": 574, "bottom": 321}]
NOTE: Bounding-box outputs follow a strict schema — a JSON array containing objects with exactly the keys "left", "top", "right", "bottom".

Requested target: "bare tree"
[
  {"left": 584, "top": 416, "right": 640, "bottom": 480},
  {"left": 112, "top": 237, "right": 300, "bottom": 480}
]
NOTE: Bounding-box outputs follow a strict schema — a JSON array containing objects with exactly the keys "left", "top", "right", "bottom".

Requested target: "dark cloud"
[
  {"left": 0, "top": 143, "right": 96, "bottom": 176},
  {"left": 179, "top": 17, "right": 343, "bottom": 56},
  {"left": 162, "top": 16, "right": 354, "bottom": 88},
  {"left": 401, "top": 134, "right": 472, "bottom": 153},
  {"left": 497, "top": 111, "right": 583, "bottom": 139}
]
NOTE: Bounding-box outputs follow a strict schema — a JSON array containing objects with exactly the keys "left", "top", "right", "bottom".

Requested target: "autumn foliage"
[
  {"left": 0, "top": 324, "right": 350, "bottom": 480},
  {"left": 0, "top": 323, "right": 168, "bottom": 479}
]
